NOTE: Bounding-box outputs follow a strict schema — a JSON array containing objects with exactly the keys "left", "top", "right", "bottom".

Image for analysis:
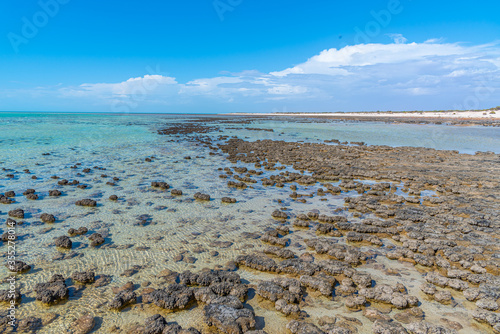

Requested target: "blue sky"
[{"left": 0, "top": 0, "right": 499, "bottom": 113}]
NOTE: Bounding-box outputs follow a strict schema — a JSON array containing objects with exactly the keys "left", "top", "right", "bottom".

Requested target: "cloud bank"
[{"left": 4, "top": 38, "right": 500, "bottom": 112}]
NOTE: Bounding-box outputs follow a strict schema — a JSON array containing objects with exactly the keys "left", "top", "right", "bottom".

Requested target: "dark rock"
[
  {"left": 76, "top": 199, "right": 97, "bottom": 207},
  {"left": 55, "top": 236, "right": 72, "bottom": 249},
  {"left": 171, "top": 189, "right": 183, "bottom": 196},
  {"left": 18, "top": 316, "right": 43, "bottom": 333},
  {"left": 204, "top": 303, "right": 255, "bottom": 334},
  {"left": 34, "top": 274, "right": 68, "bottom": 305},
  {"left": 286, "top": 320, "right": 324, "bottom": 334},
  {"left": 68, "top": 227, "right": 88, "bottom": 236},
  {"left": 109, "top": 290, "right": 137, "bottom": 310},
  {"left": 146, "top": 284, "right": 194, "bottom": 310},
  {"left": 71, "top": 271, "right": 95, "bottom": 284},
  {"left": 151, "top": 181, "right": 170, "bottom": 189},
  {"left": 40, "top": 213, "right": 56, "bottom": 223},
  {"left": 6, "top": 260, "right": 31, "bottom": 273},
  {"left": 70, "top": 314, "right": 95, "bottom": 334},
  {"left": 235, "top": 254, "right": 278, "bottom": 272},
  {"left": 0, "top": 289, "right": 21, "bottom": 303},
  {"left": 221, "top": 197, "right": 236, "bottom": 204},
  {"left": 49, "top": 190, "right": 62, "bottom": 196},
  {"left": 194, "top": 192, "right": 210, "bottom": 201},
  {"left": 88, "top": 233, "right": 105, "bottom": 247},
  {"left": 8, "top": 208, "right": 24, "bottom": 218}
]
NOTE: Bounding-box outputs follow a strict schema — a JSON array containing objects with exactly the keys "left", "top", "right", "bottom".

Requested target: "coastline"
[{"left": 225, "top": 110, "right": 500, "bottom": 126}]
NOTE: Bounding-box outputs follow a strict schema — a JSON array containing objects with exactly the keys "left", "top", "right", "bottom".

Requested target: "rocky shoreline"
[{"left": 0, "top": 117, "right": 499, "bottom": 333}]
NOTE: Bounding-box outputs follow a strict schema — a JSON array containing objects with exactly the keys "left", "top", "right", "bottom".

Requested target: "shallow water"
[{"left": 0, "top": 112, "right": 498, "bottom": 333}]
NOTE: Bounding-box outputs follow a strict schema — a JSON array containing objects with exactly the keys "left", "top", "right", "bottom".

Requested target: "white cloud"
[
  {"left": 5, "top": 39, "right": 499, "bottom": 112},
  {"left": 387, "top": 33, "right": 408, "bottom": 44},
  {"left": 271, "top": 42, "right": 472, "bottom": 77}
]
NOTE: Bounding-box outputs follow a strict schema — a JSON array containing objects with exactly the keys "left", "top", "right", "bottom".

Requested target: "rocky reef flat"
[{"left": 0, "top": 115, "right": 499, "bottom": 333}]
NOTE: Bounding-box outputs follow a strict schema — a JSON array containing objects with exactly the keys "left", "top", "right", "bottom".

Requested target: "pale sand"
[{"left": 227, "top": 110, "right": 500, "bottom": 119}]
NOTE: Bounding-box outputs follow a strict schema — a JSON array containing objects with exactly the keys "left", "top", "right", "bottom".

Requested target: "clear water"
[{"left": 0, "top": 112, "right": 497, "bottom": 333}]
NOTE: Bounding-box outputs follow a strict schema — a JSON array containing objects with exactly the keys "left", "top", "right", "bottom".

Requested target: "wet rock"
[
  {"left": 23, "top": 189, "right": 35, "bottom": 195},
  {"left": 358, "top": 284, "right": 418, "bottom": 309},
  {"left": 8, "top": 208, "right": 24, "bottom": 219},
  {"left": 261, "top": 231, "right": 289, "bottom": 247},
  {"left": 256, "top": 279, "right": 301, "bottom": 304},
  {"left": 179, "top": 269, "right": 241, "bottom": 287},
  {"left": 0, "top": 195, "right": 14, "bottom": 204},
  {"left": 318, "top": 259, "right": 351, "bottom": 276},
  {"left": 394, "top": 308, "right": 424, "bottom": 324},
  {"left": 109, "top": 195, "right": 118, "bottom": 201},
  {"left": 235, "top": 254, "right": 278, "bottom": 272},
  {"left": 88, "top": 233, "right": 105, "bottom": 247},
  {"left": 34, "top": 274, "right": 68, "bottom": 305},
  {"left": 70, "top": 314, "right": 95, "bottom": 334},
  {"left": 71, "top": 271, "right": 95, "bottom": 284},
  {"left": 147, "top": 284, "right": 194, "bottom": 310},
  {"left": 6, "top": 260, "right": 31, "bottom": 273},
  {"left": 271, "top": 209, "right": 288, "bottom": 219},
  {"left": 184, "top": 256, "right": 197, "bottom": 264},
  {"left": 26, "top": 193, "right": 38, "bottom": 200},
  {"left": 95, "top": 275, "right": 113, "bottom": 287},
  {"left": 221, "top": 197, "right": 236, "bottom": 204},
  {"left": 121, "top": 269, "right": 138, "bottom": 277},
  {"left": 68, "top": 227, "right": 88, "bottom": 236},
  {"left": 194, "top": 192, "right": 210, "bottom": 201},
  {"left": 275, "top": 299, "right": 301, "bottom": 316},
  {"left": 406, "top": 321, "right": 457, "bottom": 334},
  {"left": 18, "top": 316, "right": 42, "bottom": 333},
  {"left": 49, "top": 190, "right": 62, "bottom": 196},
  {"left": 40, "top": 213, "right": 56, "bottom": 223},
  {"left": 171, "top": 189, "right": 183, "bottom": 196},
  {"left": 373, "top": 320, "right": 408, "bottom": 334},
  {"left": 4, "top": 191, "right": 15, "bottom": 197},
  {"left": 75, "top": 199, "right": 97, "bottom": 207},
  {"left": 55, "top": 236, "right": 72, "bottom": 249},
  {"left": 144, "top": 314, "right": 167, "bottom": 334},
  {"left": 306, "top": 238, "right": 366, "bottom": 265},
  {"left": 263, "top": 246, "right": 295, "bottom": 259},
  {"left": 362, "top": 308, "right": 392, "bottom": 322},
  {"left": 109, "top": 290, "right": 137, "bottom": 310},
  {"left": 143, "top": 314, "right": 201, "bottom": 334},
  {"left": 300, "top": 275, "right": 334, "bottom": 296},
  {"left": 0, "top": 289, "right": 21, "bottom": 303},
  {"left": 287, "top": 320, "right": 324, "bottom": 334},
  {"left": 278, "top": 258, "right": 318, "bottom": 276},
  {"left": 151, "top": 181, "right": 170, "bottom": 189},
  {"left": 111, "top": 281, "right": 134, "bottom": 294},
  {"left": 345, "top": 295, "right": 367, "bottom": 310},
  {"left": 204, "top": 303, "right": 255, "bottom": 333}
]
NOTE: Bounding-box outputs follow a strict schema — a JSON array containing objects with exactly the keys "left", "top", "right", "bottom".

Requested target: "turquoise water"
[
  {"left": 1, "top": 113, "right": 498, "bottom": 165},
  {"left": 0, "top": 112, "right": 498, "bottom": 333}
]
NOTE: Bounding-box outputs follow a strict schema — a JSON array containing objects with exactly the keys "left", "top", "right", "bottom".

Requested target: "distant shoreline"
[
  {"left": 226, "top": 110, "right": 499, "bottom": 120},
  {"left": 224, "top": 110, "right": 500, "bottom": 126}
]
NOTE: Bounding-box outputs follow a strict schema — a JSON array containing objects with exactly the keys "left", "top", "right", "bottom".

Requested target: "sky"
[{"left": 0, "top": 0, "right": 499, "bottom": 113}]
